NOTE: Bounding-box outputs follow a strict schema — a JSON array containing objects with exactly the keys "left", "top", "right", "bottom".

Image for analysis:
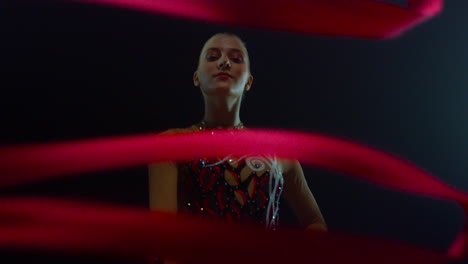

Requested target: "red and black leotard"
[{"left": 177, "top": 155, "right": 284, "bottom": 230}]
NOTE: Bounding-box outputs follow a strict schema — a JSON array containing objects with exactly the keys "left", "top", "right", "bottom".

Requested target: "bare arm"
[
  {"left": 148, "top": 162, "right": 179, "bottom": 264},
  {"left": 148, "top": 161, "right": 178, "bottom": 213},
  {"left": 282, "top": 160, "right": 327, "bottom": 231}
]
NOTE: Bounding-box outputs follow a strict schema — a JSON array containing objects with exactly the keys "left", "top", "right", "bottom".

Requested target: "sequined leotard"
[
  {"left": 178, "top": 154, "right": 284, "bottom": 230},
  {"left": 175, "top": 125, "right": 284, "bottom": 230}
]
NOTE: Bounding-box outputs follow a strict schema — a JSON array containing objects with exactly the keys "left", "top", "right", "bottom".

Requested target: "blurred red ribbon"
[
  {"left": 68, "top": 0, "right": 442, "bottom": 39},
  {"left": 0, "top": 128, "right": 466, "bottom": 261}
]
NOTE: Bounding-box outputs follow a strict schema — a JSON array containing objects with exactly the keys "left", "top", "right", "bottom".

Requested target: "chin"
[
  {"left": 210, "top": 84, "right": 234, "bottom": 92},
  {"left": 203, "top": 84, "right": 241, "bottom": 96}
]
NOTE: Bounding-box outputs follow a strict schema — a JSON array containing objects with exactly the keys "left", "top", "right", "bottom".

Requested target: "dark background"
[{"left": 1, "top": 0, "right": 467, "bottom": 262}]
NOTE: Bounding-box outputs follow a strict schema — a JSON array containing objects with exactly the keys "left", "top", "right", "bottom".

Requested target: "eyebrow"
[{"left": 206, "top": 47, "right": 244, "bottom": 55}]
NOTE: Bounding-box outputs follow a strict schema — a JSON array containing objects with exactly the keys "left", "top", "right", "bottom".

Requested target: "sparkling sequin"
[{"left": 178, "top": 157, "right": 283, "bottom": 230}]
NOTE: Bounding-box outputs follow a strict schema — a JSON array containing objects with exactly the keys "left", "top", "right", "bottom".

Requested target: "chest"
[{"left": 177, "top": 155, "right": 284, "bottom": 227}]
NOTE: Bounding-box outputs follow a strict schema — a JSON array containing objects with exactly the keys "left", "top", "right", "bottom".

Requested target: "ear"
[
  {"left": 245, "top": 74, "right": 253, "bottom": 91},
  {"left": 193, "top": 71, "right": 199, "bottom": 87}
]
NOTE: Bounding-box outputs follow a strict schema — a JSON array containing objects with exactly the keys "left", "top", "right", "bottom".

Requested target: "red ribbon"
[
  {"left": 65, "top": 0, "right": 442, "bottom": 39},
  {"left": 2, "top": 0, "right": 454, "bottom": 261},
  {"left": 0, "top": 197, "right": 451, "bottom": 264},
  {"left": 0, "top": 129, "right": 466, "bottom": 261}
]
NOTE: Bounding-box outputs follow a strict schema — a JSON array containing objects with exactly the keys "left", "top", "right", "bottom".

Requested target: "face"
[{"left": 193, "top": 34, "right": 253, "bottom": 98}]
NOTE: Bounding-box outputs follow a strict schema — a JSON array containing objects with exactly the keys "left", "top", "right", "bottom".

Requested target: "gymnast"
[{"left": 148, "top": 32, "right": 327, "bottom": 262}]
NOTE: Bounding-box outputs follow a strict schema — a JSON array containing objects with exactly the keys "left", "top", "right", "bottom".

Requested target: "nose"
[{"left": 217, "top": 56, "right": 231, "bottom": 70}]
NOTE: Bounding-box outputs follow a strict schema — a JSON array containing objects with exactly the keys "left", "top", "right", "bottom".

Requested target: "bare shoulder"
[
  {"left": 149, "top": 125, "right": 199, "bottom": 166},
  {"left": 278, "top": 158, "right": 301, "bottom": 174}
]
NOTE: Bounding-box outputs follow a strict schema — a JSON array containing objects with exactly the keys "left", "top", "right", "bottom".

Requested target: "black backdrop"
[{"left": 1, "top": 0, "right": 467, "bottom": 262}]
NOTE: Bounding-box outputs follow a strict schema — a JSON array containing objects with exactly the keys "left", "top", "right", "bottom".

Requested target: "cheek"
[
  {"left": 236, "top": 71, "right": 250, "bottom": 83},
  {"left": 235, "top": 65, "right": 248, "bottom": 76},
  {"left": 198, "top": 65, "right": 215, "bottom": 81},
  {"left": 197, "top": 70, "right": 210, "bottom": 83}
]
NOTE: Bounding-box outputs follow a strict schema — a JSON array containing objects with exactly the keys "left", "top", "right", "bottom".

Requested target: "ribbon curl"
[
  {"left": 2, "top": 0, "right": 455, "bottom": 262},
  {"left": 67, "top": 0, "right": 442, "bottom": 39},
  {"left": 0, "top": 197, "right": 450, "bottom": 264},
  {"left": 0, "top": 129, "right": 467, "bottom": 260}
]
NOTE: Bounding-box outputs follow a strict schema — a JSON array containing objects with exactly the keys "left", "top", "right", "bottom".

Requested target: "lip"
[{"left": 214, "top": 73, "right": 232, "bottom": 78}]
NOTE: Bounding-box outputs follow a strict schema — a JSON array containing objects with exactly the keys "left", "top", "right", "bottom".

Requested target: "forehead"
[{"left": 202, "top": 35, "right": 246, "bottom": 54}]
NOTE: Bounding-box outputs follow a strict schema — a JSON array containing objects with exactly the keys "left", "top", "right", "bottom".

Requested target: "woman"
[{"left": 148, "top": 33, "right": 327, "bottom": 261}]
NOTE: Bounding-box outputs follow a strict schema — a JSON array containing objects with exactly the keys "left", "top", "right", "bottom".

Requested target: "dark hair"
[
  {"left": 198, "top": 32, "right": 251, "bottom": 73},
  {"left": 212, "top": 32, "right": 248, "bottom": 51}
]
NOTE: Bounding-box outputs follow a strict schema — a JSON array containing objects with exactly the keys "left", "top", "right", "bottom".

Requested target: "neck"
[{"left": 202, "top": 95, "right": 242, "bottom": 127}]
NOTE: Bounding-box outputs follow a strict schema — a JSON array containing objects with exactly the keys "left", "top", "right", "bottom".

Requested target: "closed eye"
[
  {"left": 206, "top": 56, "right": 243, "bottom": 63},
  {"left": 232, "top": 57, "right": 243, "bottom": 63}
]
